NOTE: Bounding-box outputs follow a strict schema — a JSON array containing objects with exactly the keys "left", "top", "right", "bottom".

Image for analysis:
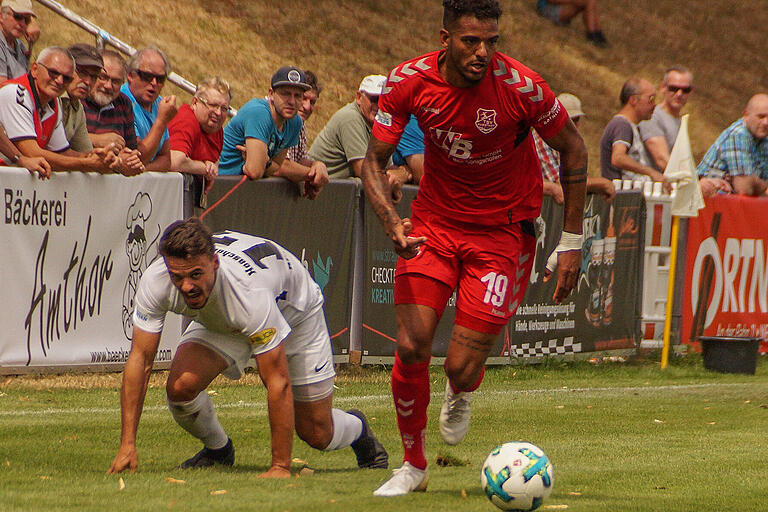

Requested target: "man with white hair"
[
  {"left": 122, "top": 46, "right": 177, "bottom": 170},
  {"left": 84, "top": 49, "right": 138, "bottom": 152},
  {"left": 0, "top": 46, "right": 122, "bottom": 173},
  {"left": 169, "top": 77, "right": 232, "bottom": 194}
]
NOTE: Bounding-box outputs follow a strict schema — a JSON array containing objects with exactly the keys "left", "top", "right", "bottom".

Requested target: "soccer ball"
[{"left": 480, "top": 442, "right": 554, "bottom": 511}]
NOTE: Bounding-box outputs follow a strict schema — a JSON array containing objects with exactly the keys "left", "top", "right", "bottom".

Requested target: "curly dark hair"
[
  {"left": 443, "top": 0, "right": 502, "bottom": 29},
  {"left": 159, "top": 217, "right": 214, "bottom": 259}
]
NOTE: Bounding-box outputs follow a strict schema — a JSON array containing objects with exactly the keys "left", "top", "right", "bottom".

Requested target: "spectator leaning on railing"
[
  {"left": 284, "top": 69, "right": 321, "bottom": 166},
  {"left": 697, "top": 94, "right": 768, "bottom": 197},
  {"left": 83, "top": 49, "right": 138, "bottom": 152},
  {"left": 168, "top": 77, "right": 231, "bottom": 194},
  {"left": 122, "top": 46, "right": 177, "bottom": 171},
  {"left": 0, "top": 46, "right": 131, "bottom": 174},
  {"left": 218, "top": 66, "right": 328, "bottom": 199},
  {"left": 0, "top": 0, "right": 39, "bottom": 82}
]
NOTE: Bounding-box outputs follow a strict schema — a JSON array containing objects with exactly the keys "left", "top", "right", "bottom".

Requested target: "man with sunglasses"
[
  {"left": 169, "top": 77, "right": 231, "bottom": 195},
  {"left": 0, "top": 0, "right": 39, "bottom": 82},
  {"left": 0, "top": 46, "right": 123, "bottom": 173},
  {"left": 639, "top": 66, "right": 694, "bottom": 172},
  {"left": 121, "top": 46, "right": 177, "bottom": 171}
]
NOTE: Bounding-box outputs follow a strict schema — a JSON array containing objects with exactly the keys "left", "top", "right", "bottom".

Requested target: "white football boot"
[
  {"left": 438, "top": 380, "right": 472, "bottom": 445},
  {"left": 373, "top": 462, "right": 428, "bottom": 497}
]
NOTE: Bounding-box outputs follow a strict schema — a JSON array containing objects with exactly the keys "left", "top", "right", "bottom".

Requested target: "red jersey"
[
  {"left": 373, "top": 50, "right": 568, "bottom": 226},
  {"left": 168, "top": 103, "right": 224, "bottom": 163}
]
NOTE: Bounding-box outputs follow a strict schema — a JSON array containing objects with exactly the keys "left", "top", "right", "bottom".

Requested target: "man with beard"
[
  {"left": 0, "top": 46, "right": 121, "bottom": 173},
  {"left": 362, "top": 0, "right": 587, "bottom": 496},
  {"left": 107, "top": 218, "right": 388, "bottom": 477},
  {"left": 84, "top": 49, "right": 139, "bottom": 153}
]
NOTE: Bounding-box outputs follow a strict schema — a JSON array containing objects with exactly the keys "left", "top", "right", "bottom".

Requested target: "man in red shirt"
[
  {"left": 168, "top": 77, "right": 231, "bottom": 194},
  {"left": 362, "top": 0, "right": 587, "bottom": 496}
]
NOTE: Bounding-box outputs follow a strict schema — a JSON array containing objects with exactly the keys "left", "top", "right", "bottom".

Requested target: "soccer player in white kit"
[{"left": 108, "top": 218, "right": 388, "bottom": 477}]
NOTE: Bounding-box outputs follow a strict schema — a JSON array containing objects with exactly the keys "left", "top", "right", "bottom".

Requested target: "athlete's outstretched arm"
[
  {"left": 362, "top": 136, "right": 426, "bottom": 259},
  {"left": 542, "top": 119, "right": 588, "bottom": 303},
  {"left": 255, "top": 343, "right": 294, "bottom": 478},
  {"left": 108, "top": 327, "right": 161, "bottom": 474}
]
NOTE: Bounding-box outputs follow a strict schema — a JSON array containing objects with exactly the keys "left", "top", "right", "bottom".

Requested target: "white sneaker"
[
  {"left": 439, "top": 380, "right": 471, "bottom": 445},
  {"left": 373, "top": 462, "right": 428, "bottom": 497}
]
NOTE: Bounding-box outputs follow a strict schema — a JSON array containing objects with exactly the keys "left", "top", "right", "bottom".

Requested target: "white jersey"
[{"left": 133, "top": 231, "right": 324, "bottom": 356}]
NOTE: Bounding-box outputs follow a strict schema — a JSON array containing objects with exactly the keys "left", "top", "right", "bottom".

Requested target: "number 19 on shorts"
[{"left": 481, "top": 271, "right": 508, "bottom": 307}]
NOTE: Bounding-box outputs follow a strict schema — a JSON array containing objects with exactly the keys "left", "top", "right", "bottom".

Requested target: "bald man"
[{"left": 697, "top": 94, "right": 768, "bottom": 197}]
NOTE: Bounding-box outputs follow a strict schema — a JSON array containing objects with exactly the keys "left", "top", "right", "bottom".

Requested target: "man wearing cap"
[
  {"left": 0, "top": 46, "right": 122, "bottom": 173},
  {"left": 218, "top": 66, "right": 328, "bottom": 199},
  {"left": 0, "top": 0, "right": 39, "bottom": 82},
  {"left": 534, "top": 93, "right": 614, "bottom": 203},
  {"left": 61, "top": 43, "right": 102, "bottom": 153},
  {"left": 122, "top": 46, "right": 177, "bottom": 171},
  {"left": 308, "top": 75, "right": 391, "bottom": 180}
]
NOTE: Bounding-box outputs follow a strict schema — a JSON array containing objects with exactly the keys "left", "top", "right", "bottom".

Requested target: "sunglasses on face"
[
  {"left": 12, "top": 12, "right": 32, "bottom": 24},
  {"left": 667, "top": 85, "right": 693, "bottom": 94},
  {"left": 37, "top": 63, "right": 74, "bottom": 86},
  {"left": 134, "top": 69, "right": 167, "bottom": 84}
]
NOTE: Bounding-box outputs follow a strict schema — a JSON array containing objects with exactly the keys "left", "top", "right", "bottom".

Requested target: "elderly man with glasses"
[
  {"left": 0, "top": 0, "right": 39, "bottom": 82},
  {"left": 0, "top": 46, "right": 130, "bottom": 174},
  {"left": 121, "top": 46, "right": 178, "bottom": 171},
  {"left": 169, "top": 77, "right": 231, "bottom": 195}
]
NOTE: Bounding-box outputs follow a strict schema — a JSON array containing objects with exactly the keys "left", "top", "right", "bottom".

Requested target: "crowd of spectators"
[{"left": 0, "top": 0, "right": 765, "bottom": 204}]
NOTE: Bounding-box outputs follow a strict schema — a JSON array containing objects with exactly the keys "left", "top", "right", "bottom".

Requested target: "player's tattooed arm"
[
  {"left": 544, "top": 119, "right": 588, "bottom": 235},
  {"left": 362, "top": 137, "right": 426, "bottom": 259}
]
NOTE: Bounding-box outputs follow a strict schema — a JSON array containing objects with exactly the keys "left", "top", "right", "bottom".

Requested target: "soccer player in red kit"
[{"left": 362, "top": 0, "right": 588, "bottom": 497}]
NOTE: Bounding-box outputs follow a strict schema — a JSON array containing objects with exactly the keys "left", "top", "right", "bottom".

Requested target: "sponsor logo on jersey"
[
  {"left": 250, "top": 327, "right": 276, "bottom": 346},
  {"left": 535, "top": 101, "right": 562, "bottom": 127},
  {"left": 375, "top": 110, "right": 393, "bottom": 127},
  {"left": 420, "top": 106, "right": 440, "bottom": 115},
  {"left": 430, "top": 126, "right": 473, "bottom": 160},
  {"left": 475, "top": 108, "right": 498, "bottom": 134}
]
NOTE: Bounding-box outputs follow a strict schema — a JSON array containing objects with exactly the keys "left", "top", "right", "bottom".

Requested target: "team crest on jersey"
[
  {"left": 250, "top": 327, "right": 276, "bottom": 346},
  {"left": 475, "top": 108, "right": 497, "bottom": 134},
  {"left": 375, "top": 110, "right": 392, "bottom": 127}
]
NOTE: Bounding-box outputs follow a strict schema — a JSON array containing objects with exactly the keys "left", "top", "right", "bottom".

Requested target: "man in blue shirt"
[
  {"left": 219, "top": 66, "right": 328, "bottom": 199},
  {"left": 698, "top": 94, "right": 768, "bottom": 197},
  {"left": 392, "top": 115, "right": 424, "bottom": 185},
  {"left": 121, "top": 46, "right": 177, "bottom": 171}
]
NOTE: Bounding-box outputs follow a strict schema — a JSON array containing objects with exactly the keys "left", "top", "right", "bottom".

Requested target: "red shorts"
[{"left": 394, "top": 209, "right": 536, "bottom": 334}]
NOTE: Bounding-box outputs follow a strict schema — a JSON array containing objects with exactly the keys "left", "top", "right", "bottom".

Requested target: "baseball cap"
[
  {"left": 68, "top": 43, "right": 104, "bottom": 68},
  {"left": 557, "top": 93, "right": 586, "bottom": 118},
  {"left": 358, "top": 75, "right": 387, "bottom": 96},
  {"left": 270, "top": 66, "right": 311, "bottom": 90},
  {"left": 2, "top": 0, "right": 36, "bottom": 15}
]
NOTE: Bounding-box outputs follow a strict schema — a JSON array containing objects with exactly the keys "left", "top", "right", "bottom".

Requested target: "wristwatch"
[{"left": 9, "top": 153, "right": 20, "bottom": 164}]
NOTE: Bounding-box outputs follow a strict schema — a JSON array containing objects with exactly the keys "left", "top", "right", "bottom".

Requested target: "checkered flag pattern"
[{"left": 511, "top": 336, "right": 581, "bottom": 358}]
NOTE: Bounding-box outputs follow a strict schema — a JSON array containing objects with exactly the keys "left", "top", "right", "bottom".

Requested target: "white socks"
[
  {"left": 168, "top": 391, "right": 228, "bottom": 449},
  {"left": 324, "top": 408, "right": 363, "bottom": 451}
]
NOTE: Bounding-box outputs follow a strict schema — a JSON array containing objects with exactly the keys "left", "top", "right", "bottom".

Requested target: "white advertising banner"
[{"left": 0, "top": 168, "right": 185, "bottom": 372}]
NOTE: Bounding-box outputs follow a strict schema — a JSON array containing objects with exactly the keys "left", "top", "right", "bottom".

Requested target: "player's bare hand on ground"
[
  {"left": 108, "top": 445, "right": 138, "bottom": 474},
  {"left": 258, "top": 465, "right": 292, "bottom": 479},
  {"left": 543, "top": 250, "right": 580, "bottom": 303},
  {"left": 386, "top": 216, "right": 426, "bottom": 259}
]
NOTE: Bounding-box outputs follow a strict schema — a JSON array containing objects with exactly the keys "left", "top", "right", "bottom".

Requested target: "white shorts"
[{"left": 179, "top": 304, "right": 336, "bottom": 385}]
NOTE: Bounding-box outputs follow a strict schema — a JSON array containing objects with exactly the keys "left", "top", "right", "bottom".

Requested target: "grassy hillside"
[{"left": 35, "top": 0, "right": 768, "bottom": 171}]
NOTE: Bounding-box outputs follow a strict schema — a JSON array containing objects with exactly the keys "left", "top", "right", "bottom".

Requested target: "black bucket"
[{"left": 699, "top": 337, "right": 760, "bottom": 375}]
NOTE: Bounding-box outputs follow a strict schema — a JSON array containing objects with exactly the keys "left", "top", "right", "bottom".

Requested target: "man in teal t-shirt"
[{"left": 218, "top": 66, "right": 328, "bottom": 198}]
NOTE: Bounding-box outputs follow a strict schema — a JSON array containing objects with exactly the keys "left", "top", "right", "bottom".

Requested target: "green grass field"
[{"left": 2, "top": 355, "right": 767, "bottom": 511}]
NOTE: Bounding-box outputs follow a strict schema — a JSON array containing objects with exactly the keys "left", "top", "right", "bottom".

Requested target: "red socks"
[{"left": 391, "top": 353, "right": 430, "bottom": 470}]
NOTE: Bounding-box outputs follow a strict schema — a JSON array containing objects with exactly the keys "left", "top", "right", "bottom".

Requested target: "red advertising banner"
[{"left": 683, "top": 195, "right": 768, "bottom": 352}]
